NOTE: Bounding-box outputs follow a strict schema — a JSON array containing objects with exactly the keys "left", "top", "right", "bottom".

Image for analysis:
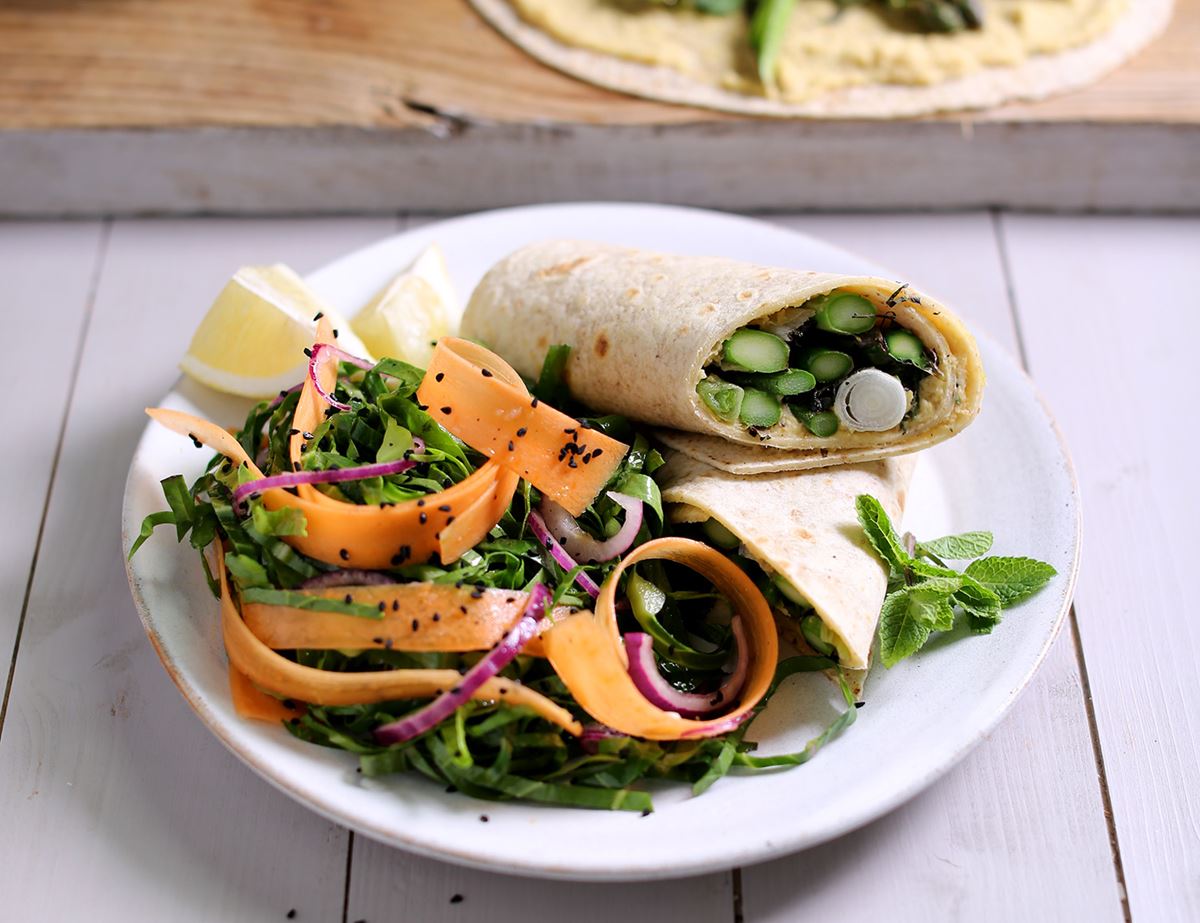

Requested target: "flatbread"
[
  {"left": 659, "top": 452, "right": 916, "bottom": 670},
  {"left": 470, "top": 0, "right": 1172, "bottom": 118},
  {"left": 460, "top": 240, "right": 983, "bottom": 473}
]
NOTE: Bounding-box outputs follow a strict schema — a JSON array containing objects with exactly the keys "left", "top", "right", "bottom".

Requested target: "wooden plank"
[
  {"left": 0, "top": 0, "right": 1196, "bottom": 214},
  {"left": 740, "top": 213, "right": 1123, "bottom": 922},
  {"left": 1000, "top": 213, "right": 1200, "bottom": 923},
  {"left": 0, "top": 221, "right": 103, "bottom": 711},
  {"left": 0, "top": 0, "right": 1194, "bottom": 128},
  {"left": 0, "top": 217, "right": 397, "bottom": 921},
  {"left": 346, "top": 845, "right": 734, "bottom": 923}
]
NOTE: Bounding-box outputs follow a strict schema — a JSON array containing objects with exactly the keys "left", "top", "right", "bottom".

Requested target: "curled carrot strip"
[
  {"left": 541, "top": 537, "right": 778, "bottom": 740},
  {"left": 417, "top": 338, "right": 628, "bottom": 516},
  {"left": 218, "top": 548, "right": 581, "bottom": 734},
  {"left": 242, "top": 583, "right": 573, "bottom": 653}
]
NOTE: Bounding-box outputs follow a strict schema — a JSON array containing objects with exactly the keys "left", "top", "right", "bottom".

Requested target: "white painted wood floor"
[{"left": 1, "top": 211, "right": 1195, "bottom": 922}]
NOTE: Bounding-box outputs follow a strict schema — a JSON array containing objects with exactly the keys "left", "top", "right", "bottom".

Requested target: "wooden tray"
[{"left": 1, "top": 0, "right": 1195, "bottom": 214}]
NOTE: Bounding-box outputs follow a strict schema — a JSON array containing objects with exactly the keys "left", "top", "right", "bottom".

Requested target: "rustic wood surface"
[
  {"left": 0, "top": 209, "right": 1194, "bottom": 920},
  {"left": 0, "top": 0, "right": 1196, "bottom": 213},
  {"left": 0, "top": 0, "right": 1195, "bottom": 128}
]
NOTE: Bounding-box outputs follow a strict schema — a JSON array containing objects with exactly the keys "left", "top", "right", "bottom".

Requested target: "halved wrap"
[
  {"left": 658, "top": 451, "right": 916, "bottom": 671},
  {"left": 461, "top": 240, "right": 983, "bottom": 474}
]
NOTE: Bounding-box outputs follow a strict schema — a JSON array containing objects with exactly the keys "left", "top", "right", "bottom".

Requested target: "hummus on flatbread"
[{"left": 506, "top": 0, "right": 1126, "bottom": 101}]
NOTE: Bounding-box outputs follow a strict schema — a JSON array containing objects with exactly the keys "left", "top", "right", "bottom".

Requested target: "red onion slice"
[
  {"left": 298, "top": 570, "right": 398, "bottom": 589},
  {"left": 625, "top": 617, "right": 749, "bottom": 719},
  {"left": 233, "top": 457, "right": 417, "bottom": 508},
  {"left": 373, "top": 583, "right": 552, "bottom": 744},
  {"left": 538, "top": 492, "right": 643, "bottom": 564},
  {"left": 527, "top": 511, "right": 601, "bottom": 598},
  {"left": 308, "top": 343, "right": 374, "bottom": 411},
  {"left": 268, "top": 382, "right": 304, "bottom": 409}
]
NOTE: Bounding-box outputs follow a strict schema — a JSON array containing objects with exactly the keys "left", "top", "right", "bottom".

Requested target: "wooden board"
[{"left": 0, "top": 0, "right": 1196, "bottom": 214}]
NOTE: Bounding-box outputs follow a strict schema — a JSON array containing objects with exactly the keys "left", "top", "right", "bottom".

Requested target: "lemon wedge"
[
  {"left": 350, "top": 244, "right": 459, "bottom": 368},
  {"left": 180, "top": 264, "right": 371, "bottom": 398}
]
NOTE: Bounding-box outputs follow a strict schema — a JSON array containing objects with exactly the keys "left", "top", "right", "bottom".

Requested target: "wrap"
[
  {"left": 461, "top": 240, "right": 983, "bottom": 474},
  {"left": 658, "top": 452, "right": 916, "bottom": 671}
]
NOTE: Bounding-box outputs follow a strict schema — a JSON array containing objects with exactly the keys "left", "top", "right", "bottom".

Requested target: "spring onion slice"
[{"left": 833, "top": 369, "right": 908, "bottom": 432}]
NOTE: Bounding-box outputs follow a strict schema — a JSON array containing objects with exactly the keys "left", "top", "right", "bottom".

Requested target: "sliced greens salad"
[{"left": 133, "top": 321, "right": 1053, "bottom": 813}]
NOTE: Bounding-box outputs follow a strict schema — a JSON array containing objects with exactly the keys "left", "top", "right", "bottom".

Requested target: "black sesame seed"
[
  {"left": 419, "top": 512, "right": 428, "bottom": 525},
  {"left": 516, "top": 427, "right": 527, "bottom": 437},
  {"left": 339, "top": 548, "right": 350, "bottom": 561},
  {"left": 287, "top": 910, "right": 297, "bottom": 920},
  {"left": 303, "top": 347, "right": 312, "bottom": 357},
  {"left": 312, "top": 312, "right": 324, "bottom": 321},
  {"left": 378, "top": 602, "right": 386, "bottom": 612},
  {"left": 855, "top": 701, "right": 866, "bottom": 709},
  {"left": 435, "top": 612, "right": 443, "bottom": 621},
  {"left": 530, "top": 397, "right": 539, "bottom": 408},
  {"left": 417, "top": 499, "right": 426, "bottom": 507},
  {"left": 450, "top": 895, "right": 464, "bottom": 905},
  {"left": 384, "top": 638, "right": 394, "bottom": 649},
  {"left": 302, "top": 431, "right": 314, "bottom": 439},
  {"left": 479, "top": 815, "right": 489, "bottom": 823},
  {"left": 592, "top": 448, "right": 604, "bottom": 458},
  {"left": 392, "top": 600, "right": 399, "bottom": 611},
  {"left": 438, "top": 504, "right": 451, "bottom": 512},
  {"left": 440, "top": 406, "right": 453, "bottom": 415},
  {"left": 481, "top": 368, "right": 493, "bottom": 378},
  {"left": 372, "top": 637, "right": 383, "bottom": 644},
  {"left": 411, "top": 618, "right": 419, "bottom": 631},
  {"left": 507, "top": 440, "right": 514, "bottom": 452},
  {"left": 435, "top": 372, "right": 445, "bottom": 382},
  {"left": 344, "top": 594, "right": 353, "bottom": 604},
  {"left": 446, "top": 516, "right": 455, "bottom": 525},
  {"left": 332, "top": 329, "right": 339, "bottom": 339}
]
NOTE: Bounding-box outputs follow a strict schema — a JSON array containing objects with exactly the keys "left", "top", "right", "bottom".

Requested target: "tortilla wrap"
[
  {"left": 461, "top": 240, "right": 983, "bottom": 473},
  {"left": 470, "top": 0, "right": 1172, "bottom": 119},
  {"left": 659, "top": 452, "right": 915, "bottom": 671}
]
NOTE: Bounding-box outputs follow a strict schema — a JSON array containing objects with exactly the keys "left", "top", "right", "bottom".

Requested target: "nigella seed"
[
  {"left": 435, "top": 372, "right": 445, "bottom": 382},
  {"left": 592, "top": 448, "right": 604, "bottom": 458},
  {"left": 332, "top": 329, "right": 339, "bottom": 338},
  {"left": 313, "top": 311, "right": 324, "bottom": 321},
  {"left": 438, "top": 504, "right": 451, "bottom": 512},
  {"left": 303, "top": 347, "right": 312, "bottom": 357},
  {"left": 435, "top": 612, "right": 443, "bottom": 621},
  {"left": 516, "top": 427, "right": 527, "bottom": 437},
  {"left": 392, "top": 600, "right": 399, "bottom": 611},
  {"left": 446, "top": 516, "right": 455, "bottom": 525},
  {"left": 440, "top": 406, "right": 453, "bottom": 415},
  {"left": 450, "top": 895, "right": 464, "bottom": 905},
  {"left": 411, "top": 618, "right": 419, "bottom": 631},
  {"left": 479, "top": 815, "right": 489, "bottom": 823},
  {"left": 372, "top": 637, "right": 383, "bottom": 645},
  {"left": 530, "top": 397, "right": 539, "bottom": 408},
  {"left": 855, "top": 701, "right": 866, "bottom": 709},
  {"left": 378, "top": 602, "right": 386, "bottom": 612},
  {"left": 339, "top": 548, "right": 350, "bottom": 561},
  {"left": 417, "top": 499, "right": 426, "bottom": 507},
  {"left": 419, "top": 512, "right": 428, "bottom": 525},
  {"left": 344, "top": 594, "right": 353, "bottom": 604},
  {"left": 504, "top": 597, "right": 515, "bottom": 604},
  {"left": 507, "top": 440, "right": 514, "bottom": 452},
  {"left": 481, "top": 369, "right": 493, "bottom": 378},
  {"left": 288, "top": 428, "right": 299, "bottom": 436}
]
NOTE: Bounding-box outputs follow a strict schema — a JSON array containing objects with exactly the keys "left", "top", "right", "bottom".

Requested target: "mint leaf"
[
  {"left": 954, "top": 577, "right": 1003, "bottom": 633},
  {"left": 917, "top": 531, "right": 993, "bottom": 560},
  {"left": 879, "top": 586, "right": 954, "bottom": 666},
  {"left": 964, "top": 557, "right": 1057, "bottom": 606},
  {"left": 855, "top": 495, "right": 909, "bottom": 571}
]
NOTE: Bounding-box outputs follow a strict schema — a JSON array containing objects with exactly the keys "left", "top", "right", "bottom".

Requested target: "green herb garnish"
[{"left": 855, "top": 495, "right": 1056, "bottom": 667}]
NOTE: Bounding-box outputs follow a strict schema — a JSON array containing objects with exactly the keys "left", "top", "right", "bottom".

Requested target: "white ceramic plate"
[{"left": 123, "top": 204, "right": 1080, "bottom": 881}]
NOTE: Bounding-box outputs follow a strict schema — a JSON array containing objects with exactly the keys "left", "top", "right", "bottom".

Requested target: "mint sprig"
[{"left": 855, "top": 495, "right": 1056, "bottom": 667}]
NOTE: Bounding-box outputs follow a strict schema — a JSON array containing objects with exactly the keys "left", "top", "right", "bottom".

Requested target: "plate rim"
[{"left": 121, "top": 202, "right": 1082, "bottom": 880}]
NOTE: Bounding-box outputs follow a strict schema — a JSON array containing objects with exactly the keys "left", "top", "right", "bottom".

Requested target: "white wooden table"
[{"left": 1, "top": 211, "right": 1195, "bottom": 922}]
